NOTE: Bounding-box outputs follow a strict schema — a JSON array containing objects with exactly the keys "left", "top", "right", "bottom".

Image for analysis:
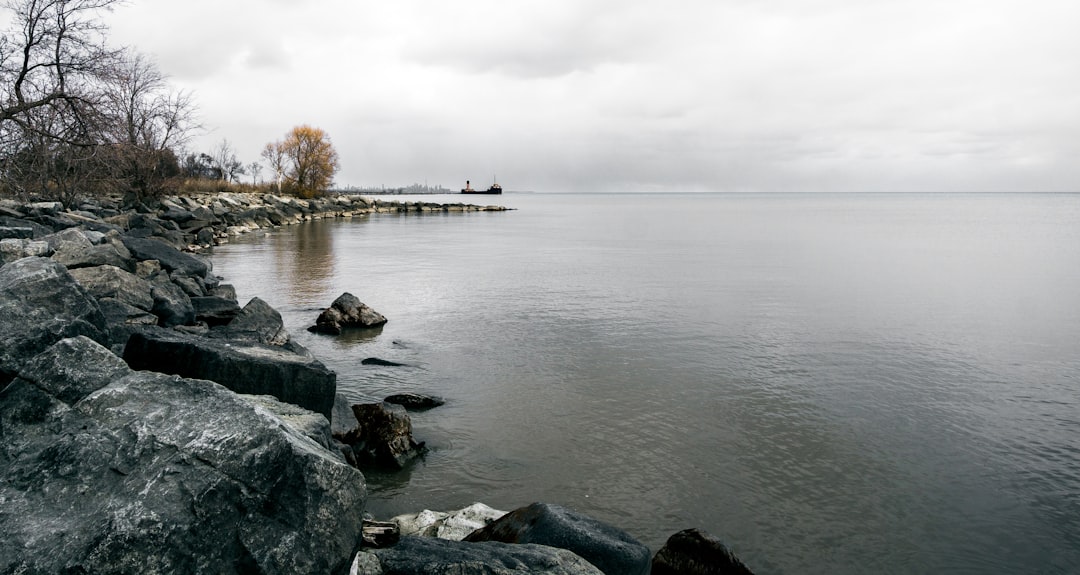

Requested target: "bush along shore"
[{"left": 0, "top": 193, "right": 755, "bottom": 574}]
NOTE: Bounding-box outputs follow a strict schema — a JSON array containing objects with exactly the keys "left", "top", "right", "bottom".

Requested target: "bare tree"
[
  {"left": 0, "top": 0, "right": 122, "bottom": 202},
  {"left": 101, "top": 51, "right": 197, "bottom": 198},
  {"left": 260, "top": 141, "right": 286, "bottom": 192},
  {"left": 211, "top": 139, "right": 244, "bottom": 183},
  {"left": 248, "top": 161, "right": 262, "bottom": 186}
]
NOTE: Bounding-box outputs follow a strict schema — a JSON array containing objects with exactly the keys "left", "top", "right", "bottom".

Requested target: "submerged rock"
[
  {"left": 308, "top": 292, "right": 387, "bottom": 335},
  {"left": 465, "top": 502, "right": 652, "bottom": 575},
  {"left": 385, "top": 392, "right": 446, "bottom": 411}
]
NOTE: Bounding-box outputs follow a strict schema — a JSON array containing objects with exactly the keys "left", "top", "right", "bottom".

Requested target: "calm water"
[{"left": 210, "top": 192, "right": 1080, "bottom": 574}]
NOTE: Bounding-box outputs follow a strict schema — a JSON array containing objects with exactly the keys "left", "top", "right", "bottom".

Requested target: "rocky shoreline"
[{"left": 0, "top": 192, "right": 754, "bottom": 574}]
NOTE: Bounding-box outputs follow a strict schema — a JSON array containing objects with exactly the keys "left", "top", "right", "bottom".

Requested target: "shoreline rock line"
[{"left": 0, "top": 192, "right": 755, "bottom": 574}]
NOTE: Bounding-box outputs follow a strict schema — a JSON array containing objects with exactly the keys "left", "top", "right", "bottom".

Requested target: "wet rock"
[
  {"left": 385, "top": 392, "right": 446, "bottom": 411},
  {"left": 0, "top": 336, "right": 365, "bottom": 575},
  {"left": 361, "top": 357, "right": 408, "bottom": 367},
  {"left": 651, "top": 528, "right": 756, "bottom": 575},
  {"left": 350, "top": 537, "right": 604, "bottom": 575},
  {"left": 336, "top": 402, "right": 425, "bottom": 469},
  {"left": 0, "top": 257, "right": 107, "bottom": 377},
  {"left": 308, "top": 292, "right": 387, "bottom": 335},
  {"left": 69, "top": 264, "right": 155, "bottom": 311},
  {"left": 465, "top": 502, "right": 652, "bottom": 575},
  {"left": 123, "top": 327, "right": 337, "bottom": 419}
]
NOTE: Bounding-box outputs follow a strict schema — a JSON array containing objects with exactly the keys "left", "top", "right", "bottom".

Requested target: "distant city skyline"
[{"left": 110, "top": 0, "right": 1080, "bottom": 193}]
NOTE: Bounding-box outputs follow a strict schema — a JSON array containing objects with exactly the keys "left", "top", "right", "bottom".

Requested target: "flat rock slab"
[
  {"left": 123, "top": 327, "right": 337, "bottom": 419},
  {"left": 351, "top": 536, "right": 604, "bottom": 575},
  {"left": 465, "top": 502, "right": 652, "bottom": 575}
]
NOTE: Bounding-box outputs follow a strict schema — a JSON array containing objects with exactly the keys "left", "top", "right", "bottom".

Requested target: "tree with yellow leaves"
[{"left": 263, "top": 125, "right": 339, "bottom": 197}]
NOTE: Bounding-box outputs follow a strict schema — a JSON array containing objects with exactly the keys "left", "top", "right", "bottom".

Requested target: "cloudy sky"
[{"left": 109, "top": 0, "right": 1080, "bottom": 193}]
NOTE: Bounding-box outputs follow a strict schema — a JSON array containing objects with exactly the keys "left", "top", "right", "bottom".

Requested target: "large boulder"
[
  {"left": 465, "top": 503, "right": 652, "bottom": 575},
  {"left": 120, "top": 235, "right": 211, "bottom": 278},
  {"left": 69, "top": 264, "right": 155, "bottom": 311},
  {"left": 335, "top": 402, "right": 425, "bottom": 469},
  {"left": 308, "top": 292, "right": 387, "bottom": 335},
  {"left": 651, "top": 528, "right": 756, "bottom": 575},
  {"left": 122, "top": 327, "right": 337, "bottom": 420},
  {"left": 349, "top": 537, "right": 604, "bottom": 575},
  {"left": 0, "top": 336, "right": 366, "bottom": 575},
  {"left": 0, "top": 257, "right": 107, "bottom": 378}
]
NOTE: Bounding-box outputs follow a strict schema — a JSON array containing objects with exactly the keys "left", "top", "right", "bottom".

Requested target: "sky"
[{"left": 108, "top": 0, "right": 1080, "bottom": 193}]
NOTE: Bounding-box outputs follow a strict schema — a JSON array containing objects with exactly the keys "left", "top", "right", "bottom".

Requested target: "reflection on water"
[
  {"left": 210, "top": 194, "right": 1080, "bottom": 575},
  {"left": 275, "top": 220, "right": 336, "bottom": 301}
]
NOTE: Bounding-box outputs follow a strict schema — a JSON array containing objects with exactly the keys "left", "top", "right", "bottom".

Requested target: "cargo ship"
[{"left": 461, "top": 178, "right": 502, "bottom": 195}]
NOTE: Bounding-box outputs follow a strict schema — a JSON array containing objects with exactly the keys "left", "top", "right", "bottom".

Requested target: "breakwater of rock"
[{"left": 0, "top": 192, "right": 752, "bottom": 574}]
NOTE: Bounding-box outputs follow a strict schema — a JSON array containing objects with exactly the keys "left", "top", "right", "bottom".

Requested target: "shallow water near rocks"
[{"left": 210, "top": 192, "right": 1080, "bottom": 574}]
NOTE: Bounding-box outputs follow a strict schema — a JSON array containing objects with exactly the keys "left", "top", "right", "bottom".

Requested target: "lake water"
[{"left": 209, "top": 192, "right": 1080, "bottom": 574}]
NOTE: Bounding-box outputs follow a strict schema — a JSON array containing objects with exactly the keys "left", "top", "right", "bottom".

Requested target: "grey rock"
[
  {"left": 0, "top": 237, "right": 52, "bottom": 264},
  {"left": 0, "top": 215, "right": 51, "bottom": 237},
  {"left": 209, "top": 283, "right": 237, "bottom": 300},
  {"left": 0, "top": 226, "right": 34, "bottom": 239},
  {"left": 350, "top": 537, "right": 604, "bottom": 575},
  {"left": 53, "top": 239, "right": 136, "bottom": 272},
  {"left": 150, "top": 278, "right": 195, "bottom": 327},
  {"left": 393, "top": 502, "right": 508, "bottom": 541},
  {"left": 652, "top": 528, "right": 756, "bottom": 575},
  {"left": 16, "top": 335, "right": 130, "bottom": 404},
  {"left": 171, "top": 272, "right": 206, "bottom": 297},
  {"left": 123, "top": 327, "right": 337, "bottom": 419},
  {"left": 0, "top": 337, "right": 365, "bottom": 575},
  {"left": 309, "top": 292, "right": 388, "bottom": 335},
  {"left": 121, "top": 235, "right": 211, "bottom": 278},
  {"left": 191, "top": 295, "right": 242, "bottom": 326},
  {"left": 209, "top": 296, "right": 290, "bottom": 346},
  {"left": 465, "top": 503, "right": 652, "bottom": 575},
  {"left": 69, "top": 265, "right": 155, "bottom": 311},
  {"left": 0, "top": 257, "right": 107, "bottom": 377}
]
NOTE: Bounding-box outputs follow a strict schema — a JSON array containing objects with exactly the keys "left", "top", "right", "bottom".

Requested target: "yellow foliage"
[{"left": 263, "top": 125, "right": 340, "bottom": 197}]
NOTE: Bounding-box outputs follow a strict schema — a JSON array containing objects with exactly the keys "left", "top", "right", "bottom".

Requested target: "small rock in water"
[
  {"left": 385, "top": 392, "right": 445, "bottom": 411},
  {"left": 308, "top": 292, "right": 387, "bottom": 335},
  {"left": 651, "top": 528, "right": 756, "bottom": 575},
  {"left": 362, "top": 357, "right": 408, "bottom": 367}
]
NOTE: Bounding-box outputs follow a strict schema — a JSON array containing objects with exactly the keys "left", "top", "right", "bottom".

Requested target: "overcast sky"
[{"left": 109, "top": 0, "right": 1080, "bottom": 192}]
